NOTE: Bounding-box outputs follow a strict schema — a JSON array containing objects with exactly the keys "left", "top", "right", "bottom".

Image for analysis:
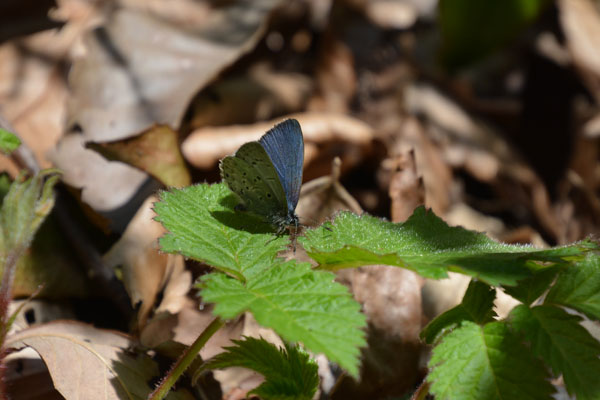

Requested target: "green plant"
[
  {"left": 0, "top": 129, "right": 60, "bottom": 397},
  {"left": 153, "top": 182, "right": 600, "bottom": 400}
]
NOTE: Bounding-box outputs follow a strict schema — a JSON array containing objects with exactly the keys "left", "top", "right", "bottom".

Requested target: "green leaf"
[
  {"left": 301, "top": 207, "right": 597, "bottom": 286},
  {"left": 0, "top": 128, "right": 21, "bottom": 154},
  {"left": 428, "top": 321, "right": 554, "bottom": 400},
  {"left": 421, "top": 280, "right": 496, "bottom": 344},
  {"left": 155, "top": 183, "right": 288, "bottom": 281},
  {"left": 205, "top": 337, "right": 318, "bottom": 400},
  {"left": 545, "top": 253, "right": 600, "bottom": 320},
  {"left": 155, "top": 183, "right": 366, "bottom": 377},
  {"left": 503, "top": 266, "right": 560, "bottom": 305},
  {"left": 0, "top": 169, "right": 61, "bottom": 261},
  {"left": 509, "top": 304, "right": 600, "bottom": 400},
  {"left": 200, "top": 262, "right": 365, "bottom": 377}
]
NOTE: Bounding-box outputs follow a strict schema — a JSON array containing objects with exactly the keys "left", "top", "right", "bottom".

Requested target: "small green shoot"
[{"left": 0, "top": 129, "right": 20, "bottom": 155}]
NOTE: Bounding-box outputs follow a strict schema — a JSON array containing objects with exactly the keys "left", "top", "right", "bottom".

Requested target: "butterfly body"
[{"left": 220, "top": 119, "right": 304, "bottom": 233}]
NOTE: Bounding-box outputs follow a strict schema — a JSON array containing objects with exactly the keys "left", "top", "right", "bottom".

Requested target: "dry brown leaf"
[
  {"left": 311, "top": 37, "right": 356, "bottom": 113},
  {"left": 385, "top": 149, "right": 425, "bottom": 222},
  {"left": 404, "top": 84, "right": 507, "bottom": 181},
  {"left": 559, "top": 0, "right": 600, "bottom": 101},
  {"left": 66, "top": 0, "right": 284, "bottom": 142},
  {"left": 87, "top": 124, "right": 192, "bottom": 188},
  {"left": 189, "top": 64, "right": 313, "bottom": 129},
  {"left": 52, "top": 0, "right": 283, "bottom": 211},
  {"left": 5, "top": 347, "right": 62, "bottom": 400},
  {"left": 49, "top": 134, "right": 148, "bottom": 211},
  {"left": 0, "top": 31, "right": 68, "bottom": 173},
  {"left": 0, "top": 0, "right": 102, "bottom": 174},
  {"left": 364, "top": 0, "right": 419, "bottom": 29},
  {"left": 333, "top": 265, "right": 424, "bottom": 397},
  {"left": 182, "top": 112, "right": 373, "bottom": 168},
  {"left": 104, "top": 196, "right": 191, "bottom": 329},
  {"left": 6, "top": 321, "right": 188, "bottom": 400},
  {"left": 398, "top": 116, "right": 452, "bottom": 215}
]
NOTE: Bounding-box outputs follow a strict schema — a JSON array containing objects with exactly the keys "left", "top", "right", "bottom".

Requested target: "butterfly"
[{"left": 220, "top": 119, "right": 304, "bottom": 235}]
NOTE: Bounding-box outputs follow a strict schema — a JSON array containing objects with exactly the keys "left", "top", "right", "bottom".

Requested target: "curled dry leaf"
[
  {"left": 559, "top": 0, "right": 600, "bottom": 101},
  {"left": 397, "top": 116, "right": 452, "bottom": 216},
  {"left": 385, "top": 149, "right": 425, "bottom": 222},
  {"left": 5, "top": 321, "right": 189, "bottom": 400},
  {"left": 67, "top": 0, "right": 285, "bottom": 141},
  {"left": 104, "top": 196, "right": 192, "bottom": 329},
  {"left": 53, "top": 0, "right": 283, "bottom": 211},
  {"left": 182, "top": 112, "right": 373, "bottom": 168},
  {"left": 49, "top": 134, "right": 148, "bottom": 212},
  {"left": 0, "top": 30, "right": 69, "bottom": 174},
  {"left": 364, "top": 0, "right": 419, "bottom": 29},
  {"left": 87, "top": 124, "right": 191, "bottom": 188}
]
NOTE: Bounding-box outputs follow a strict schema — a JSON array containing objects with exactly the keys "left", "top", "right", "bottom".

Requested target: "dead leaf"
[
  {"left": 559, "top": 0, "right": 600, "bottom": 101},
  {"left": 385, "top": 149, "right": 425, "bottom": 222},
  {"left": 189, "top": 64, "right": 313, "bottom": 129},
  {"left": 49, "top": 134, "right": 149, "bottom": 211},
  {"left": 66, "top": 0, "right": 284, "bottom": 142},
  {"left": 104, "top": 196, "right": 192, "bottom": 329},
  {"left": 398, "top": 116, "right": 452, "bottom": 215},
  {"left": 87, "top": 124, "right": 191, "bottom": 188},
  {"left": 182, "top": 112, "right": 373, "bottom": 169},
  {"left": 5, "top": 321, "right": 190, "bottom": 399},
  {"left": 364, "top": 0, "right": 419, "bottom": 29},
  {"left": 52, "top": 0, "right": 283, "bottom": 213},
  {"left": 5, "top": 347, "right": 63, "bottom": 399},
  {"left": 311, "top": 36, "right": 356, "bottom": 113},
  {"left": 0, "top": 30, "right": 69, "bottom": 174}
]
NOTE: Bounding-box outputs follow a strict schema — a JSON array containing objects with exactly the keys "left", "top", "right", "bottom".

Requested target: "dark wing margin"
[{"left": 258, "top": 119, "right": 304, "bottom": 212}]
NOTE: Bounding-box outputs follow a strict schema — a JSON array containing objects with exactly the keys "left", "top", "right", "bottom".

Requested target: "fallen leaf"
[
  {"left": 182, "top": 112, "right": 373, "bottom": 168},
  {"left": 188, "top": 64, "right": 313, "bottom": 129},
  {"left": 559, "top": 0, "right": 600, "bottom": 101},
  {"left": 385, "top": 149, "right": 425, "bottom": 222},
  {"left": 398, "top": 116, "right": 452, "bottom": 215},
  {"left": 49, "top": 134, "right": 149, "bottom": 212},
  {"left": 66, "top": 0, "right": 284, "bottom": 142},
  {"left": 104, "top": 196, "right": 192, "bottom": 329},
  {"left": 87, "top": 125, "right": 191, "bottom": 188},
  {"left": 5, "top": 321, "right": 190, "bottom": 399},
  {"left": 53, "top": 0, "right": 283, "bottom": 213}
]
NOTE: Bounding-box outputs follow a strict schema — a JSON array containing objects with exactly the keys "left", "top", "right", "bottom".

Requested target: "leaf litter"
[{"left": 2, "top": 0, "right": 600, "bottom": 398}]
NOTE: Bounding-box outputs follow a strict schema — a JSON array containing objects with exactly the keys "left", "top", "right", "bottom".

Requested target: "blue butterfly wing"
[{"left": 258, "top": 119, "right": 304, "bottom": 214}]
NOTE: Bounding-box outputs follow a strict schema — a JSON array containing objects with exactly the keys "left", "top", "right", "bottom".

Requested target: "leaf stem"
[{"left": 148, "top": 317, "right": 224, "bottom": 400}]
